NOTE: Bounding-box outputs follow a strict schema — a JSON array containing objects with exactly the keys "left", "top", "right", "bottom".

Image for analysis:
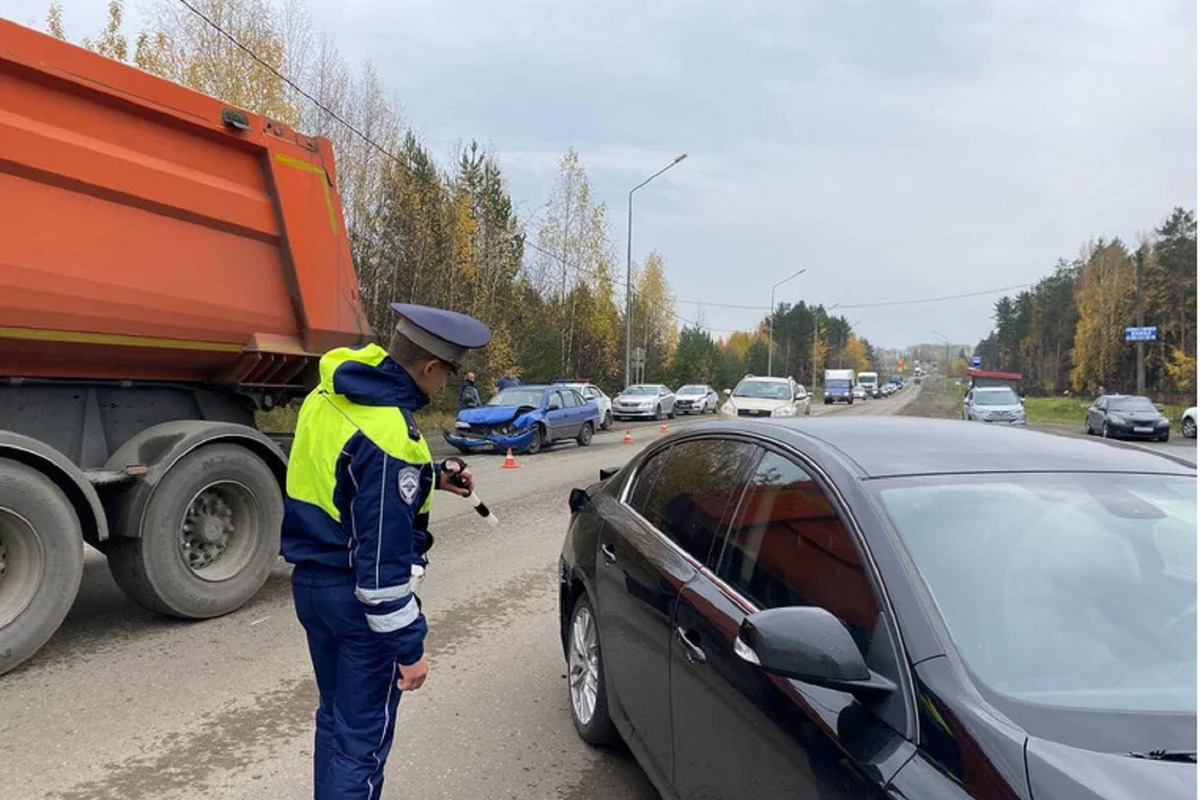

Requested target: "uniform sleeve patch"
[{"left": 398, "top": 466, "right": 422, "bottom": 505}]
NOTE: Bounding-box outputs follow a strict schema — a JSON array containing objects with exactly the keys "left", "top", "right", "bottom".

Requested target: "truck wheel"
[
  {"left": 0, "top": 459, "right": 84, "bottom": 676},
  {"left": 107, "top": 444, "right": 282, "bottom": 619}
]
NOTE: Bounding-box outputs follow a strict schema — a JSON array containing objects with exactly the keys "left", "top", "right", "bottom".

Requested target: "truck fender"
[
  {"left": 104, "top": 421, "right": 288, "bottom": 539},
  {"left": 0, "top": 430, "right": 109, "bottom": 546}
]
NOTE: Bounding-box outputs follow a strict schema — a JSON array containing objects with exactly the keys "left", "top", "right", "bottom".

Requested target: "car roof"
[{"left": 725, "top": 417, "right": 1195, "bottom": 477}]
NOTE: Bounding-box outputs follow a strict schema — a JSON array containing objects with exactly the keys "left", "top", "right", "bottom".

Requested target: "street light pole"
[
  {"left": 625, "top": 154, "right": 688, "bottom": 389},
  {"left": 767, "top": 268, "right": 807, "bottom": 376}
]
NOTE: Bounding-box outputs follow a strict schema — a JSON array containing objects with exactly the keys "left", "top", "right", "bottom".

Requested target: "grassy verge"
[
  {"left": 897, "top": 377, "right": 962, "bottom": 420},
  {"left": 255, "top": 403, "right": 459, "bottom": 434}
]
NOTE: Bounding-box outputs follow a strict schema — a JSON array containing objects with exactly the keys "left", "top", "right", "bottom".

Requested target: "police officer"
[{"left": 282, "top": 302, "right": 491, "bottom": 800}]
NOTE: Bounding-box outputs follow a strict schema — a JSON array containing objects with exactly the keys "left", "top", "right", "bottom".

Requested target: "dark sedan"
[
  {"left": 559, "top": 417, "right": 1196, "bottom": 800},
  {"left": 1086, "top": 394, "right": 1171, "bottom": 441}
]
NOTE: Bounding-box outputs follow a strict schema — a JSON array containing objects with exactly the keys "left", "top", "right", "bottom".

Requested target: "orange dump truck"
[{"left": 0, "top": 20, "right": 370, "bottom": 674}]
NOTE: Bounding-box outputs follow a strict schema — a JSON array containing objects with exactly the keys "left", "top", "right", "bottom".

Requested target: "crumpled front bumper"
[{"left": 443, "top": 427, "right": 537, "bottom": 453}]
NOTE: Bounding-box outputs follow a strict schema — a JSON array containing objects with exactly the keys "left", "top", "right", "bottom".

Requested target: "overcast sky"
[{"left": 7, "top": 0, "right": 1196, "bottom": 348}]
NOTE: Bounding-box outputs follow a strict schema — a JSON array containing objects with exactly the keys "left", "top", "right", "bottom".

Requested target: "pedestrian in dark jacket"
[{"left": 459, "top": 372, "right": 482, "bottom": 408}]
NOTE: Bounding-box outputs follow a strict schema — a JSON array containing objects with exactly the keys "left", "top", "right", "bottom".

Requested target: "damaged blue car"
[{"left": 444, "top": 385, "right": 601, "bottom": 455}]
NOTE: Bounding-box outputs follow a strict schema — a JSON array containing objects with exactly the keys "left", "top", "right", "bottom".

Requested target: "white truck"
[
  {"left": 858, "top": 371, "right": 880, "bottom": 398},
  {"left": 823, "top": 369, "right": 856, "bottom": 404}
]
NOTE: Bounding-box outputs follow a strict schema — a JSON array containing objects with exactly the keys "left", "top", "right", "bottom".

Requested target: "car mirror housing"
[
  {"left": 735, "top": 607, "right": 895, "bottom": 698},
  {"left": 723, "top": 388, "right": 732, "bottom": 395},
  {"left": 568, "top": 487, "right": 590, "bottom": 514}
]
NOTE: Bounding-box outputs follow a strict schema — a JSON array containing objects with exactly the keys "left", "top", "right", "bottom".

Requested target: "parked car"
[
  {"left": 962, "top": 386, "right": 1026, "bottom": 425},
  {"left": 1086, "top": 394, "right": 1170, "bottom": 441},
  {"left": 1182, "top": 407, "right": 1197, "bottom": 439},
  {"left": 444, "top": 384, "right": 599, "bottom": 454},
  {"left": 559, "top": 417, "right": 1197, "bottom": 800},
  {"left": 718, "top": 375, "right": 810, "bottom": 419},
  {"left": 852, "top": 384, "right": 867, "bottom": 401},
  {"left": 557, "top": 381, "right": 614, "bottom": 430},
  {"left": 674, "top": 384, "right": 719, "bottom": 415},
  {"left": 613, "top": 384, "right": 676, "bottom": 421}
]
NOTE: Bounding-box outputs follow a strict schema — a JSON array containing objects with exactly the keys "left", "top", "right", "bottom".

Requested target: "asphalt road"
[{"left": 0, "top": 392, "right": 920, "bottom": 800}]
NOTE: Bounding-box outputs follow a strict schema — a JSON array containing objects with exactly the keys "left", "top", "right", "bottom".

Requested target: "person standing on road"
[
  {"left": 495, "top": 368, "right": 520, "bottom": 393},
  {"left": 282, "top": 302, "right": 491, "bottom": 800},
  {"left": 459, "top": 371, "right": 482, "bottom": 409}
]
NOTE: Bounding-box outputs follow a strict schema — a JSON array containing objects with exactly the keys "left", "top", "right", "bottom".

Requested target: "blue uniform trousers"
[{"left": 292, "top": 566, "right": 405, "bottom": 800}]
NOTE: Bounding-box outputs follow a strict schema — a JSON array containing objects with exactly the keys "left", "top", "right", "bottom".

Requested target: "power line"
[{"left": 830, "top": 283, "right": 1035, "bottom": 310}]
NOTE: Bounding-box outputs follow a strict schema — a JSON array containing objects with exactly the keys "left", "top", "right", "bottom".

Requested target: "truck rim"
[
  {"left": 0, "top": 508, "right": 45, "bottom": 629},
  {"left": 178, "top": 481, "right": 260, "bottom": 582}
]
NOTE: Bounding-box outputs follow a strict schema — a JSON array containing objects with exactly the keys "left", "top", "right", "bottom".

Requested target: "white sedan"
[
  {"left": 674, "top": 384, "right": 719, "bottom": 414},
  {"left": 1183, "top": 406, "right": 1197, "bottom": 439}
]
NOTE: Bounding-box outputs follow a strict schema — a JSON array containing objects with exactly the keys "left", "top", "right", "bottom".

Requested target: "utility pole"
[
  {"left": 1136, "top": 246, "right": 1146, "bottom": 395},
  {"left": 811, "top": 313, "right": 819, "bottom": 389}
]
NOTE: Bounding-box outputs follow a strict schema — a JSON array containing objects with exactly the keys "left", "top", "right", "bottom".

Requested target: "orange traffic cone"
[
  {"left": 502, "top": 448, "right": 519, "bottom": 469},
  {"left": 622, "top": 429, "right": 634, "bottom": 444},
  {"left": 660, "top": 420, "right": 669, "bottom": 434}
]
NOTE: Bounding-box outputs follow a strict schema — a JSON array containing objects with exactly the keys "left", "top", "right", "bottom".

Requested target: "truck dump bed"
[{"left": 0, "top": 20, "right": 369, "bottom": 388}]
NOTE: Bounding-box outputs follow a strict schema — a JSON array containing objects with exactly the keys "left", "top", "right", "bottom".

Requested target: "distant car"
[
  {"left": 889, "top": 375, "right": 903, "bottom": 388},
  {"left": 559, "top": 418, "right": 1198, "bottom": 800},
  {"left": 674, "top": 384, "right": 718, "bottom": 415},
  {"left": 445, "top": 385, "right": 599, "bottom": 454},
  {"left": 1182, "top": 407, "right": 1197, "bottom": 439},
  {"left": 852, "top": 385, "right": 867, "bottom": 401},
  {"left": 613, "top": 385, "right": 676, "bottom": 421},
  {"left": 962, "top": 386, "right": 1026, "bottom": 426},
  {"left": 1086, "top": 395, "right": 1170, "bottom": 442},
  {"left": 719, "top": 375, "right": 810, "bottom": 419},
  {"left": 558, "top": 381, "right": 614, "bottom": 430}
]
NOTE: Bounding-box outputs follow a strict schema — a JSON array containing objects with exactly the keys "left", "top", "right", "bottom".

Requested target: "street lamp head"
[{"left": 673, "top": 154, "right": 688, "bottom": 164}]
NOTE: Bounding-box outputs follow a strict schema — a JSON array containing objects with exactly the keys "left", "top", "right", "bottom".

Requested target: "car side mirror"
[
  {"left": 735, "top": 607, "right": 895, "bottom": 698},
  {"left": 568, "top": 488, "right": 590, "bottom": 514},
  {"left": 723, "top": 388, "right": 732, "bottom": 395}
]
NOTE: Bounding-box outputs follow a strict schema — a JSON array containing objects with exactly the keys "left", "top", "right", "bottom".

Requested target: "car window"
[
  {"left": 716, "top": 450, "right": 880, "bottom": 658},
  {"left": 563, "top": 390, "right": 583, "bottom": 407},
  {"left": 548, "top": 391, "right": 563, "bottom": 410},
  {"left": 628, "top": 439, "right": 756, "bottom": 563}
]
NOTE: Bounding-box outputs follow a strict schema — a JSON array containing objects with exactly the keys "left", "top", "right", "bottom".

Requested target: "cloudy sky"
[{"left": 6, "top": 0, "right": 1196, "bottom": 348}]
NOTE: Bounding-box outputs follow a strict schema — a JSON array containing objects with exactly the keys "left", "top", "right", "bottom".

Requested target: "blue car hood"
[{"left": 458, "top": 406, "right": 527, "bottom": 425}]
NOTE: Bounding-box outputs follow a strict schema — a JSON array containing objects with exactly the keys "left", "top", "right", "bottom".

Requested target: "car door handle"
[
  {"left": 600, "top": 543, "right": 617, "bottom": 565},
  {"left": 675, "top": 627, "right": 707, "bottom": 665}
]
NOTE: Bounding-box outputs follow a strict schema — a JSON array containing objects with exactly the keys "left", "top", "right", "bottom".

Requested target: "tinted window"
[
  {"left": 717, "top": 451, "right": 879, "bottom": 657},
  {"left": 628, "top": 439, "right": 755, "bottom": 563}
]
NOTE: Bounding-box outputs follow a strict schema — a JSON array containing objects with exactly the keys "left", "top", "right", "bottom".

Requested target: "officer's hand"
[
  {"left": 438, "top": 464, "right": 474, "bottom": 496},
  {"left": 398, "top": 656, "right": 428, "bottom": 692}
]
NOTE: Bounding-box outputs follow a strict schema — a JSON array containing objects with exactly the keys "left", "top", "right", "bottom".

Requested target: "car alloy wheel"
[
  {"left": 568, "top": 603, "right": 599, "bottom": 726},
  {"left": 1183, "top": 418, "right": 1196, "bottom": 439}
]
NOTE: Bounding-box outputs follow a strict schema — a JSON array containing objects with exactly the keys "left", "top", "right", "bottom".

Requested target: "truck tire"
[
  {"left": 107, "top": 444, "right": 282, "bottom": 619},
  {"left": 0, "top": 459, "right": 84, "bottom": 676}
]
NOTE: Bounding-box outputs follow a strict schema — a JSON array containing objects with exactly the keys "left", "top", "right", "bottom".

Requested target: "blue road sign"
[
  {"left": 971, "top": 356, "right": 982, "bottom": 368},
  {"left": 1124, "top": 326, "right": 1158, "bottom": 342}
]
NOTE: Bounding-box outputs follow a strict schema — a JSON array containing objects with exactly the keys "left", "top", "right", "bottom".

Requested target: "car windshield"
[
  {"left": 974, "top": 389, "right": 1019, "bottom": 406},
  {"left": 827, "top": 379, "right": 851, "bottom": 389},
  {"left": 623, "top": 386, "right": 658, "bottom": 396},
  {"left": 1110, "top": 397, "right": 1158, "bottom": 413},
  {"left": 734, "top": 380, "right": 791, "bottom": 399},
  {"left": 488, "top": 388, "right": 545, "bottom": 407},
  {"left": 678, "top": 385, "right": 706, "bottom": 394},
  {"left": 875, "top": 474, "right": 1196, "bottom": 717}
]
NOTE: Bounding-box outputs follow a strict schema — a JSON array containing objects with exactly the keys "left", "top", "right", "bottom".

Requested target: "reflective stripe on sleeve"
[
  {"left": 355, "top": 582, "right": 412, "bottom": 605},
  {"left": 365, "top": 597, "right": 421, "bottom": 633}
]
